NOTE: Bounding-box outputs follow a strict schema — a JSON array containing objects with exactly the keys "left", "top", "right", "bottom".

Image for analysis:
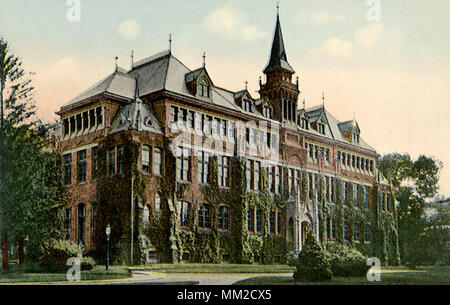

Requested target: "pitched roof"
[
  {"left": 60, "top": 68, "right": 136, "bottom": 110},
  {"left": 263, "top": 15, "right": 294, "bottom": 74}
]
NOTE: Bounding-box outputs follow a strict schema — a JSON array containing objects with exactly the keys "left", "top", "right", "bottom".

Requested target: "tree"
[
  {"left": 0, "top": 36, "right": 65, "bottom": 272},
  {"left": 377, "top": 153, "right": 444, "bottom": 265}
]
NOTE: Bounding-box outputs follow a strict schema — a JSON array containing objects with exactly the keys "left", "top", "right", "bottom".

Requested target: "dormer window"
[
  {"left": 243, "top": 99, "right": 254, "bottom": 112},
  {"left": 318, "top": 122, "right": 325, "bottom": 135},
  {"left": 352, "top": 131, "right": 360, "bottom": 143},
  {"left": 263, "top": 106, "right": 272, "bottom": 118},
  {"left": 300, "top": 118, "right": 309, "bottom": 130},
  {"left": 197, "top": 76, "right": 211, "bottom": 98}
]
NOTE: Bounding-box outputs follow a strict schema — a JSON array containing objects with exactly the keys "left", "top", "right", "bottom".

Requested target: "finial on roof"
[
  {"left": 115, "top": 56, "right": 118, "bottom": 72},
  {"left": 245, "top": 80, "right": 248, "bottom": 90},
  {"left": 169, "top": 34, "right": 172, "bottom": 53},
  {"left": 202, "top": 51, "right": 206, "bottom": 68},
  {"left": 322, "top": 92, "right": 325, "bottom": 108},
  {"left": 303, "top": 98, "right": 306, "bottom": 109},
  {"left": 276, "top": 2, "right": 280, "bottom": 16},
  {"left": 353, "top": 111, "right": 357, "bottom": 126},
  {"left": 296, "top": 75, "right": 299, "bottom": 87},
  {"left": 259, "top": 76, "right": 262, "bottom": 86},
  {"left": 131, "top": 50, "right": 134, "bottom": 69}
]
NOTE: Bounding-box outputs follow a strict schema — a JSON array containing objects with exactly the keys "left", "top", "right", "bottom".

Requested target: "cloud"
[
  {"left": 354, "top": 23, "right": 384, "bottom": 49},
  {"left": 203, "top": 4, "right": 266, "bottom": 41},
  {"left": 323, "top": 38, "right": 354, "bottom": 57},
  {"left": 117, "top": 19, "right": 142, "bottom": 40}
]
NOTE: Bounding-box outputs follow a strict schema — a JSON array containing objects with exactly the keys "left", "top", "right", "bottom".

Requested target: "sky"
[{"left": 1, "top": 0, "right": 449, "bottom": 198}]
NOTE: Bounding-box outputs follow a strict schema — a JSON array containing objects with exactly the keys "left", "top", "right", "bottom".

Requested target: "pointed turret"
[{"left": 263, "top": 13, "right": 294, "bottom": 74}]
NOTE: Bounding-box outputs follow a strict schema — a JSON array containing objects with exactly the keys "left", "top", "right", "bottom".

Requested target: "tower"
[{"left": 259, "top": 12, "right": 299, "bottom": 125}]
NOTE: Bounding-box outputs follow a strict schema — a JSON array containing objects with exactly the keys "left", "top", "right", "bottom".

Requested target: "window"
[
  {"left": 246, "top": 160, "right": 252, "bottom": 190},
  {"left": 243, "top": 99, "right": 253, "bottom": 112},
  {"left": 268, "top": 166, "right": 273, "bottom": 193},
  {"left": 365, "top": 224, "right": 371, "bottom": 243},
  {"left": 352, "top": 155, "right": 356, "bottom": 168},
  {"left": 220, "top": 120, "right": 227, "bottom": 137},
  {"left": 89, "top": 109, "right": 95, "bottom": 129},
  {"left": 117, "top": 146, "right": 124, "bottom": 174},
  {"left": 198, "top": 151, "right": 209, "bottom": 184},
  {"left": 256, "top": 209, "right": 263, "bottom": 233},
  {"left": 64, "top": 153, "right": 72, "bottom": 185},
  {"left": 248, "top": 208, "right": 255, "bottom": 232},
  {"left": 198, "top": 204, "right": 211, "bottom": 228},
  {"left": 188, "top": 111, "right": 195, "bottom": 129},
  {"left": 63, "top": 118, "right": 69, "bottom": 136},
  {"left": 92, "top": 147, "right": 98, "bottom": 180},
  {"left": 203, "top": 115, "right": 212, "bottom": 134},
  {"left": 142, "top": 145, "right": 150, "bottom": 174},
  {"left": 176, "top": 146, "right": 190, "bottom": 181},
  {"left": 70, "top": 116, "right": 76, "bottom": 134},
  {"left": 195, "top": 112, "right": 202, "bottom": 132},
  {"left": 197, "top": 77, "right": 211, "bottom": 98},
  {"left": 353, "top": 184, "right": 358, "bottom": 208},
  {"left": 228, "top": 121, "right": 235, "bottom": 139},
  {"left": 218, "top": 206, "right": 230, "bottom": 230},
  {"left": 82, "top": 111, "right": 88, "bottom": 130},
  {"left": 353, "top": 131, "right": 360, "bottom": 143},
  {"left": 154, "top": 194, "right": 161, "bottom": 218},
  {"left": 77, "top": 150, "right": 86, "bottom": 183},
  {"left": 363, "top": 186, "right": 369, "bottom": 209},
  {"left": 143, "top": 204, "right": 151, "bottom": 223},
  {"left": 354, "top": 223, "right": 360, "bottom": 242},
  {"left": 77, "top": 203, "right": 85, "bottom": 244},
  {"left": 318, "top": 123, "right": 325, "bottom": 135},
  {"left": 180, "top": 201, "right": 191, "bottom": 227},
  {"left": 275, "top": 166, "right": 281, "bottom": 194},
  {"left": 344, "top": 221, "right": 348, "bottom": 241},
  {"left": 96, "top": 107, "right": 103, "bottom": 125},
  {"left": 331, "top": 218, "right": 336, "bottom": 239},
  {"left": 301, "top": 118, "right": 308, "bottom": 129},
  {"left": 218, "top": 156, "right": 229, "bottom": 187},
  {"left": 324, "top": 148, "right": 329, "bottom": 163},
  {"left": 65, "top": 208, "right": 71, "bottom": 241},
  {"left": 356, "top": 156, "right": 360, "bottom": 170},
  {"left": 308, "top": 173, "right": 313, "bottom": 200},
  {"left": 277, "top": 211, "right": 282, "bottom": 235},
  {"left": 254, "top": 161, "right": 260, "bottom": 191},
  {"left": 154, "top": 148, "right": 162, "bottom": 175},
  {"left": 294, "top": 170, "right": 300, "bottom": 193},
  {"left": 76, "top": 114, "right": 82, "bottom": 132},
  {"left": 179, "top": 108, "right": 188, "bottom": 128},
  {"left": 342, "top": 182, "right": 347, "bottom": 205},
  {"left": 269, "top": 211, "right": 276, "bottom": 234},
  {"left": 108, "top": 148, "right": 115, "bottom": 176},
  {"left": 263, "top": 106, "right": 271, "bottom": 118}
]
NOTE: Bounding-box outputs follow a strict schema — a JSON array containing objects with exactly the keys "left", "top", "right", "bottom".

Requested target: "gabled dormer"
[
  {"left": 185, "top": 68, "right": 213, "bottom": 101},
  {"left": 234, "top": 90, "right": 256, "bottom": 113},
  {"left": 338, "top": 120, "right": 360, "bottom": 144},
  {"left": 256, "top": 98, "right": 273, "bottom": 119},
  {"left": 296, "top": 109, "right": 309, "bottom": 130}
]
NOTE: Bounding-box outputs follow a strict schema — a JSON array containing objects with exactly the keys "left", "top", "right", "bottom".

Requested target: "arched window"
[
  {"left": 179, "top": 201, "right": 191, "bottom": 227},
  {"left": 143, "top": 204, "right": 151, "bottom": 223},
  {"left": 154, "top": 193, "right": 161, "bottom": 218}
]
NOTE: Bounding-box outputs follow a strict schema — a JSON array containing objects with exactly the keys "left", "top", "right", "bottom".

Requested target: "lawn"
[
  {"left": 235, "top": 266, "right": 450, "bottom": 285},
  {"left": 0, "top": 265, "right": 131, "bottom": 284},
  {"left": 130, "top": 263, "right": 296, "bottom": 274}
]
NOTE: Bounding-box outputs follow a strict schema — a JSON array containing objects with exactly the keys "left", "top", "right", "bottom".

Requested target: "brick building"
[{"left": 56, "top": 13, "right": 398, "bottom": 264}]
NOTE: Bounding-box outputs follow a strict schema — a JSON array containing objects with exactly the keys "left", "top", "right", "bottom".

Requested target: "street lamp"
[{"left": 105, "top": 224, "right": 111, "bottom": 270}]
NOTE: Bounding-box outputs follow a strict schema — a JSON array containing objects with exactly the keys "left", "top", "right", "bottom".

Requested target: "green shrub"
[
  {"left": 325, "top": 242, "right": 370, "bottom": 277},
  {"left": 285, "top": 252, "right": 297, "bottom": 266},
  {"left": 38, "top": 240, "right": 95, "bottom": 272},
  {"left": 293, "top": 235, "right": 332, "bottom": 282}
]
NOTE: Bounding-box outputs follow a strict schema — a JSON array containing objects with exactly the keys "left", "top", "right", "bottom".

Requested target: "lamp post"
[{"left": 105, "top": 224, "right": 111, "bottom": 270}]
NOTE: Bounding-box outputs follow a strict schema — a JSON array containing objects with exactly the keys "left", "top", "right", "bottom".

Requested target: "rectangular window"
[
  {"left": 76, "top": 114, "right": 82, "bottom": 132},
  {"left": 77, "top": 149, "right": 86, "bottom": 183},
  {"left": 70, "top": 116, "right": 76, "bottom": 134},
  {"left": 77, "top": 203, "right": 85, "bottom": 244},
  {"left": 195, "top": 112, "right": 202, "bottom": 132},
  {"left": 82, "top": 111, "right": 88, "bottom": 130},
  {"left": 176, "top": 146, "right": 190, "bottom": 181},
  {"left": 198, "top": 151, "right": 209, "bottom": 184},
  {"left": 96, "top": 107, "right": 103, "bottom": 125},
  {"left": 63, "top": 118, "right": 69, "bottom": 136},
  {"left": 108, "top": 148, "right": 115, "bottom": 176},
  {"left": 277, "top": 211, "right": 282, "bottom": 235},
  {"left": 331, "top": 218, "right": 336, "bottom": 239},
  {"left": 354, "top": 223, "right": 360, "bottom": 242},
  {"left": 246, "top": 160, "right": 252, "bottom": 190},
  {"left": 65, "top": 208, "right": 71, "bottom": 241},
  {"left": 254, "top": 161, "right": 260, "bottom": 191},
  {"left": 169, "top": 105, "right": 178, "bottom": 124},
  {"left": 198, "top": 204, "right": 211, "bottom": 228},
  {"left": 275, "top": 166, "right": 281, "bottom": 194},
  {"left": 218, "top": 206, "right": 230, "bottom": 230},
  {"left": 344, "top": 221, "right": 349, "bottom": 241},
  {"left": 247, "top": 208, "right": 254, "bottom": 232},
  {"left": 92, "top": 146, "right": 98, "bottom": 180},
  {"left": 154, "top": 148, "right": 162, "bottom": 175},
  {"left": 294, "top": 170, "right": 300, "bottom": 193},
  {"left": 218, "top": 156, "right": 229, "bottom": 187},
  {"left": 365, "top": 224, "right": 371, "bottom": 243},
  {"left": 269, "top": 211, "right": 276, "bottom": 234},
  {"left": 256, "top": 209, "right": 263, "bottom": 233},
  {"left": 188, "top": 110, "right": 195, "bottom": 129},
  {"left": 89, "top": 109, "right": 95, "bottom": 128},
  {"left": 117, "top": 146, "right": 125, "bottom": 174},
  {"left": 64, "top": 153, "right": 72, "bottom": 185},
  {"left": 228, "top": 121, "right": 235, "bottom": 139},
  {"left": 342, "top": 182, "right": 347, "bottom": 204},
  {"left": 180, "top": 201, "right": 190, "bottom": 227},
  {"left": 268, "top": 166, "right": 273, "bottom": 193},
  {"left": 142, "top": 145, "right": 150, "bottom": 174},
  {"left": 353, "top": 184, "right": 358, "bottom": 208},
  {"left": 220, "top": 120, "right": 227, "bottom": 137}
]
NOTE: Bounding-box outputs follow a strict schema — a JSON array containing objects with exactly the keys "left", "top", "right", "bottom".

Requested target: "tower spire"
[
  {"left": 263, "top": 8, "right": 294, "bottom": 74},
  {"left": 169, "top": 34, "right": 172, "bottom": 52},
  {"left": 202, "top": 51, "right": 206, "bottom": 68}
]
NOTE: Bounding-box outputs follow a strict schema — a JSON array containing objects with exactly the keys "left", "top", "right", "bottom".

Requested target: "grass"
[
  {"left": 235, "top": 266, "right": 450, "bottom": 285},
  {"left": 0, "top": 264, "right": 131, "bottom": 284},
  {"left": 130, "top": 263, "right": 296, "bottom": 274}
]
